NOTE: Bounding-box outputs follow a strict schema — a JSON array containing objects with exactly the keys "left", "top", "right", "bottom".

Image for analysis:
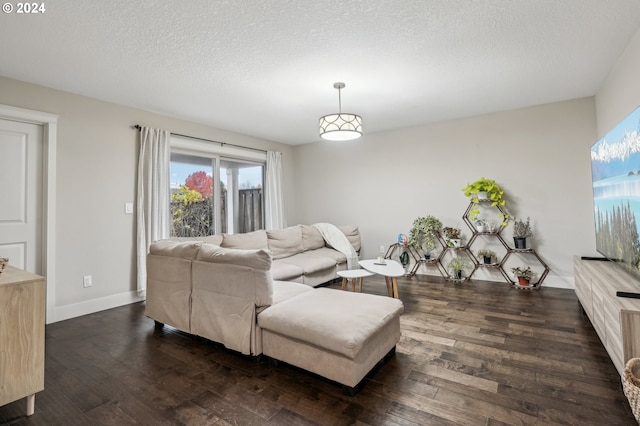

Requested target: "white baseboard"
[{"left": 49, "top": 291, "right": 145, "bottom": 324}]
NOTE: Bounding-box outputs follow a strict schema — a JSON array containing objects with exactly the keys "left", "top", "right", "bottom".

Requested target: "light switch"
[{"left": 125, "top": 202, "right": 134, "bottom": 214}]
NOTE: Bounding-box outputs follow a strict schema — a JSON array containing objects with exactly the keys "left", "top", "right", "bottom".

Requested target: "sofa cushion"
[
  {"left": 277, "top": 253, "right": 337, "bottom": 274},
  {"left": 221, "top": 230, "right": 268, "bottom": 250},
  {"left": 271, "top": 261, "right": 304, "bottom": 282},
  {"left": 194, "top": 245, "right": 273, "bottom": 309},
  {"left": 196, "top": 244, "right": 271, "bottom": 271},
  {"left": 301, "top": 225, "right": 325, "bottom": 251},
  {"left": 258, "top": 288, "right": 404, "bottom": 359},
  {"left": 166, "top": 235, "right": 224, "bottom": 245},
  {"left": 304, "top": 247, "right": 347, "bottom": 265},
  {"left": 271, "top": 280, "right": 314, "bottom": 305},
  {"left": 199, "top": 234, "right": 224, "bottom": 245},
  {"left": 149, "top": 241, "right": 201, "bottom": 259},
  {"left": 337, "top": 225, "right": 361, "bottom": 253},
  {"left": 267, "top": 226, "right": 304, "bottom": 259}
]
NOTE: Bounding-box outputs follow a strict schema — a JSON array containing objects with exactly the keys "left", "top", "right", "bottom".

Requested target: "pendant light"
[{"left": 319, "top": 82, "right": 363, "bottom": 141}]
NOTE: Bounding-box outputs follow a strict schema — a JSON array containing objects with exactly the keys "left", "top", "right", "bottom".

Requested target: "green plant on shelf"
[
  {"left": 447, "top": 256, "right": 470, "bottom": 279},
  {"left": 511, "top": 266, "right": 533, "bottom": 280},
  {"left": 512, "top": 217, "right": 534, "bottom": 238},
  {"left": 462, "top": 177, "right": 509, "bottom": 225},
  {"left": 476, "top": 248, "right": 496, "bottom": 259},
  {"left": 408, "top": 215, "right": 442, "bottom": 253}
]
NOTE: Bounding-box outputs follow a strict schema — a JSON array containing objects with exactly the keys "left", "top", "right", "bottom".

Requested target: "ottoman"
[{"left": 257, "top": 288, "right": 403, "bottom": 392}]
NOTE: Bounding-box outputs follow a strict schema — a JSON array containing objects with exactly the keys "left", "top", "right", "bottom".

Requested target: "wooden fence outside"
[{"left": 171, "top": 188, "right": 263, "bottom": 237}]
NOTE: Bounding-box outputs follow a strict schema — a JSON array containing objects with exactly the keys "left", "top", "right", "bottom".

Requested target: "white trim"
[
  {"left": 54, "top": 291, "right": 145, "bottom": 323},
  {"left": 0, "top": 104, "right": 58, "bottom": 324}
]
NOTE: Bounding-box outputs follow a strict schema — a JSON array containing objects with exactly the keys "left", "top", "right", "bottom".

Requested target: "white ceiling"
[{"left": 2, "top": 1, "right": 640, "bottom": 145}]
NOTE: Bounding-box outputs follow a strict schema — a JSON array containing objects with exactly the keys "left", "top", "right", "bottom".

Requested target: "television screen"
[{"left": 591, "top": 106, "right": 640, "bottom": 280}]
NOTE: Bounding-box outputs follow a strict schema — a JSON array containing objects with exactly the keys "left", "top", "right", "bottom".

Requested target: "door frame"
[{"left": 0, "top": 104, "right": 58, "bottom": 324}]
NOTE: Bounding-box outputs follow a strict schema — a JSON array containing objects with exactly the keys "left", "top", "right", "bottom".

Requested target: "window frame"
[{"left": 170, "top": 135, "right": 267, "bottom": 235}]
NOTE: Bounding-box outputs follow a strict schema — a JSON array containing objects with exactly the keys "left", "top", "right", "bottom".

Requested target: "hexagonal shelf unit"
[
  {"left": 462, "top": 201, "right": 511, "bottom": 283},
  {"left": 500, "top": 248, "right": 550, "bottom": 290},
  {"left": 460, "top": 200, "right": 549, "bottom": 288},
  {"left": 437, "top": 235, "right": 475, "bottom": 282}
]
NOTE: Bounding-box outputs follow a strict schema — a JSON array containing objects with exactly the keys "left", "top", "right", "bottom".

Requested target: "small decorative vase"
[
  {"left": 513, "top": 237, "right": 527, "bottom": 249},
  {"left": 476, "top": 225, "right": 486, "bottom": 233},
  {"left": 483, "top": 256, "right": 492, "bottom": 265},
  {"left": 455, "top": 270, "right": 463, "bottom": 280},
  {"left": 517, "top": 277, "right": 530, "bottom": 286},
  {"left": 424, "top": 252, "right": 431, "bottom": 260}
]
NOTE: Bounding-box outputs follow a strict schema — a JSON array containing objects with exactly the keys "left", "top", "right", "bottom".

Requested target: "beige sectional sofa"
[
  {"left": 145, "top": 224, "right": 404, "bottom": 392},
  {"left": 169, "top": 224, "right": 361, "bottom": 286}
]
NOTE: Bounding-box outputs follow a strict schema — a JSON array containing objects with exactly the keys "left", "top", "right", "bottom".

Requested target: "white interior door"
[{"left": 0, "top": 118, "right": 43, "bottom": 273}]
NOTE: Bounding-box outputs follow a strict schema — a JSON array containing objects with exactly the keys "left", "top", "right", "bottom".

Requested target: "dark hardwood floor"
[{"left": 1, "top": 275, "right": 636, "bottom": 425}]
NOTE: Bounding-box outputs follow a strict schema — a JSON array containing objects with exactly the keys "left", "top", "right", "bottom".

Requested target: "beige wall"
[
  {"left": 291, "top": 97, "right": 597, "bottom": 288},
  {"left": 0, "top": 76, "right": 294, "bottom": 322},
  {"left": 596, "top": 26, "right": 640, "bottom": 137}
]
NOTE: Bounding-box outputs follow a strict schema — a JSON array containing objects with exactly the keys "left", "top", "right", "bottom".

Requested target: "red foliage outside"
[{"left": 185, "top": 171, "right": 213, "bottom": 197}]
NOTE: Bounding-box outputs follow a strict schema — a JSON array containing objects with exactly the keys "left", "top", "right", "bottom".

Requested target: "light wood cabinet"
[
  {"left": 574, "top": 256, "right": 640, "bottom": 376},
  {"left": 0, "top": 265, "right": 45, "bottom": 416}
]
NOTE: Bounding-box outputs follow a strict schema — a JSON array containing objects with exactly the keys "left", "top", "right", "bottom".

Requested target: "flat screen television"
[{"left": 591, "top": 105, "right": 640, "bottom": 283}]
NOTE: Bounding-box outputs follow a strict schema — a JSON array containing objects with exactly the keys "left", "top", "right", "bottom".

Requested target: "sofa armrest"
[{"left": 145, "top": 254, "right": 192, "bottom": 333}]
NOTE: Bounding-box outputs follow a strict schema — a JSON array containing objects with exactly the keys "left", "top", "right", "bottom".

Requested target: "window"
[
  {"left": 169, "top": 136, "right": 265, "bottom": 237},
  {"left": 220, "top": 159, "right": 264, "bottom": 234},
  {"left": 170, "top": 152, "right": 216, "bottom": 237}
]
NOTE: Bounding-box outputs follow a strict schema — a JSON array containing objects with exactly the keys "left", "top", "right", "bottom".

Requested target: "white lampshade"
[
  {"left": 319, "top": 82, "right": 363, "bottom": 141},
  {"left": 319, "top": 113, "right": 363, "bottom": 141}
]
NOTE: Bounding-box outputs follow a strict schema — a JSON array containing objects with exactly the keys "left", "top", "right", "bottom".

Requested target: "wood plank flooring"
[{"left": 1, "top": 275, "right": 636, "bottom": 425}]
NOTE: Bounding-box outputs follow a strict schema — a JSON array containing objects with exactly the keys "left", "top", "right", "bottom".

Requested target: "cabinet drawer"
[
  {"left": 574, "top": 277, "right": 593, "bottom": 318},
  {"left": 591, "top": 290, "right": 606, "bottom": 344},
  {"left": 604, "top": 297, "right": 623, "bottom": 374}
]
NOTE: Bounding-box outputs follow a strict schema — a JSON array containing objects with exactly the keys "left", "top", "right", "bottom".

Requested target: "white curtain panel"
[
  {"left": 265, "top": 151, "right": 286, "bottom": 230},
  {"left": 136, "top": 126, "right": 170, "bottom": 294}
]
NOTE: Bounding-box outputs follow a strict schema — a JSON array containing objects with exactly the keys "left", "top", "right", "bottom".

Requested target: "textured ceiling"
[{"left": 2, "top": 0, "right": 640, "bottom": 144}]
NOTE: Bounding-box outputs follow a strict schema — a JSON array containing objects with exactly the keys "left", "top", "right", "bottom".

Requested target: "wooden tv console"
[{"left": 574, "top": 256, "right": 640, "bottom": 376}]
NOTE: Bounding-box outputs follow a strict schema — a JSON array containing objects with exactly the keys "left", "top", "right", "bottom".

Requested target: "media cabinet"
[
  {"left": 573, "top": 256, "right": 640, "bottom": 375},
  {"left": 0, "top": 265, "right": 45, "bottom": 416}
]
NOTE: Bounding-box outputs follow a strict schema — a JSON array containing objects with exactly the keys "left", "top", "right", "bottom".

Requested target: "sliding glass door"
[{"left": 170, "top": 151, "right": 264, "bottom": 237}]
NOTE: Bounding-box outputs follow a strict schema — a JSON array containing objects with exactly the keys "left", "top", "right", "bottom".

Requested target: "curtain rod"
[{"left": 133, "top": 125, "right": 268, "bottom": 154}]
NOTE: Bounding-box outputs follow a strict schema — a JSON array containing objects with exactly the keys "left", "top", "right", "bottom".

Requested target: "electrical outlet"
[
  {"left": 125, "top": 202, "right": 133, "bottom": 214},
  {"left": 83, "top": 275, "right": 92, "bottom": 288}
]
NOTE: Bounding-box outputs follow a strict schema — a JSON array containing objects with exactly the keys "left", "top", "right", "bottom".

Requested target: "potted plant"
[
  {"left": 447, "top": 257, "right": 470, "bottom": 280},
  {"left": 443, "top": 226, "right": 462, "bottom": 247},
  {"left": 512, "top": 217, "right": 533, "bottom": 249},
  {"left": 511, "top": 266, "right": 533, "bottom": 286},
  {"left": 474, "top": 218, "right": 488, "bottom": 233},
  {"left": 408, "top": 215, "right": 442, "bottom": 259},
  {"left": 462, "top": 177, "right": 509, "bottom": 225},
  {"left": 476, "top": 249, "right": 496, "bottom": 265}
]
